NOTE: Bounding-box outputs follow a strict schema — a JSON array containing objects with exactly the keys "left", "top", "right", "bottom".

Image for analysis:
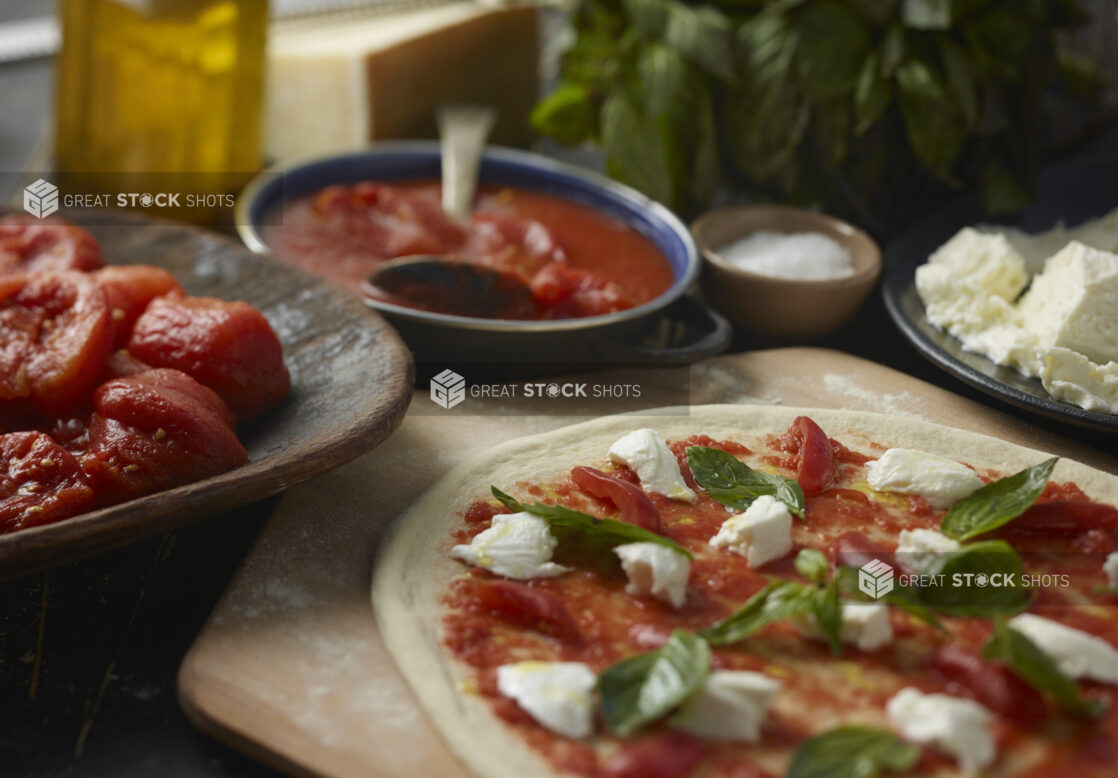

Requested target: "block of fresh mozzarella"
[
  {"left": 709, "top": 495, "right": 793, "bottom": 567},
  {"left": 895, "top": 528, "right": 961, "bottom": 573},
  {"left": 1009, "top": 613, "right": 1118, "bottom": 685},
  {"left": 886, "top": 687, "right": 996, "bottom": 773},
  {"left": 266, "top": 3, "right": 539, "bottom": 161},
  {"left": 496, "top": 662, "right": 596, "bottom": 739},
  {"left": 450, "top": 512, "right": 570, "bottom": 580},
  {"left": 608, "top": 429, "right": 697, "bottom": 502},
  {"left": 672, "top": 670, "right": 781, "bottom": 742},
  {"left": 865, "top": 449, "right": 984, "bottom": 509},
  {"left": 1017, "top": 242, "right": 1118, "bottom": 367},
  {"left": 613, "top": 542, "right": 690, "bottom": 608},
  {"left": 798, "top": 602, "right": 893, "bottom": 652}
]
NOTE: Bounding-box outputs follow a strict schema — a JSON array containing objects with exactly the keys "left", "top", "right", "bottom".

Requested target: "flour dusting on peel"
[{"left": 819, "top": 374, "right": 928, "bottom": 420}]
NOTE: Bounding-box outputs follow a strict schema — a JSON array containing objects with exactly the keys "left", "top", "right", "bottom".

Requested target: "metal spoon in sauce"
[
  {"left": 365, "top": 104, "right": 522, "bottom": 318},
  {"left": 366, "top": 256, "right": 539, "bottom": 319},
  {"left": 437, "top": 103, "right": 496, "bottom": 221}
]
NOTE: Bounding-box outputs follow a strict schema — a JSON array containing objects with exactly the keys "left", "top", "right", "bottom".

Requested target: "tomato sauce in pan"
[{"left": 263, "top": 181, "right": 675, "bottom": 319}]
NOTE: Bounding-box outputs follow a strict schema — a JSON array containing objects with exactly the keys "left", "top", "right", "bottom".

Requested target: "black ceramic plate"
[
  {"left": 0, "top": 210, "right": 414, "bottom": 578},
  {"left": 883, "top": 154, "right": 1118, "bottom": 434}
]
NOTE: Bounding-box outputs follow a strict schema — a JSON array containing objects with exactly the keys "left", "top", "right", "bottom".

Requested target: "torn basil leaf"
[
  {"left": 686, "top": 446, "right": 805, "bottom": 518},
  {"left": 919, "top": 540, "right": 1030, "bottom": 617},
  {"left": 788, "top": 726, "right": 920, "bottom": 778},
  {"left": 983, "top": 620, "right": 1107, "bottom": 718},
  {"left": 795, "top": 548, "right": 830, "bottom": 585},
  {"left": 810, "top": 579, "right": 844, "bottom": 655},
  {"left": 836, "top": 565, "right": 941, "bottom": 628},
  {"left": 490, "top": 486, "right": 691, "bottom": 559},
  {"left": 598, "top": 630, "right": 710, "bottom": 736},
  {"left": 941, "top": 458, "right": 1057, "bottom": 541},
  {"left": 701, "top": 581, "right": 813, "bottom": 646}
]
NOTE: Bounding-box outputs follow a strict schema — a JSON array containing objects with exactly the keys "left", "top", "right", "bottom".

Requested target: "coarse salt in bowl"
[
  {"left": 691, "top": 205, "right": 882, "bottom": 338},
  {"left": 717, "top": 230, "right": 856, "bottom": 281}
]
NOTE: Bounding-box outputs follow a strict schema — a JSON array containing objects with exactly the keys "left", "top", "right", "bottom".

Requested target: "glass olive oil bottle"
[{"left": 55, "top": 0, "right": 267, "bottom": 209}]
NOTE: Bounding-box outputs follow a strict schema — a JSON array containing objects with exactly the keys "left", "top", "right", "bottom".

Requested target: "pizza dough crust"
[{"left": 371, "top": 405, "right": 1118, "bottom": 778}]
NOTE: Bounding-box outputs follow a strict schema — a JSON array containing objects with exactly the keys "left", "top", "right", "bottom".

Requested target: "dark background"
[{"left": 1, "top": 1, "right": 1116, "bottom": 776}]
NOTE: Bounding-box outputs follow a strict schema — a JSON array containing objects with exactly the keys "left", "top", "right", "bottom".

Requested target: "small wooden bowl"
[{"left": 692, "top": 205, "right": 882, "bottom": 338}]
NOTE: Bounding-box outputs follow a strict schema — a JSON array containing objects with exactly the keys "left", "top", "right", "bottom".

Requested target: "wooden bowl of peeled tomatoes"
[{"left": 0, "top": 211, "right": 413, "bottom": 576}]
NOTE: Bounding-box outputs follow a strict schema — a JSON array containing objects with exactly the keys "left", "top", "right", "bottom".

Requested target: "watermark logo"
[
  {"left": 431, "top": 369, "right": 466, "bottom": 410},
  {"left": 859, "top": 558, "right": 895, "bottom": 599},
  {"left": 23, "top": 178, "right": 59, "bottom": 219}
]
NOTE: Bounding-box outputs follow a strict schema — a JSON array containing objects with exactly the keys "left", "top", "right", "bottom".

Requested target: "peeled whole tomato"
[
  {"left": 0, "top": 214, "right": 103, "bottom": 275},
  {"left": 0, "top": 271, "right": 112, "bottom": 413},
  {"left": 127, "top": 296, "right": 290, "bottom": 419},
  {"left": 0, "top": 430, "right": 95, "bottom": 533},
  {"left": 80, "top": 368, "right": 247, "bottom": 506},
  {"left": 93, "top": 265, "right": 184, "bottom": 347}
]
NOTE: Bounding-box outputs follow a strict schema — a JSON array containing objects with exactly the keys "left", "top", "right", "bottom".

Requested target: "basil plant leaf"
[
  {"left": 530, "top": 82, "right": 597, "bottom": 146},
  {"left": 984, "top": 620, "right": 1107, "bottom": 718},
  {"left": 490, "top": 486, "right": 691, "bottom": 559},
  {"left": 795, "top": 0, "right": 871, "bottom": 100},
  {"left": 901, "top": 0, "right": 952, "bottom": 30},
  {"left": 598, "top": 630, "right": 711, "bottom": 736},
  {"left": 895, "top": 59, "right": 965, "bottom": 180},
  {"left": 726, "top": 12, "right": 807, "bottom": 183},
  {"left": 919, "top": 540, "right": 1030, "bottom": 617},
  {"left": 663, "top": 3, "right": 735, "bottom": 82},
  {"left": 788, "top": 726, "right": 920, "bottom": 778},
  {"left": 600, "top": 88, "right": 687, "bottom": 211},
  {"left": 686, "top": 446, "right": 805, "bottom": 518},
  {"left": 854, "top": 50, "right": 891, "bottom": 135},
  {"left": 700, "top": 581, "right": 815, "bottom": 646},
  {"left": 941, "top": 458, "right": 1057, "bottom": 541}
]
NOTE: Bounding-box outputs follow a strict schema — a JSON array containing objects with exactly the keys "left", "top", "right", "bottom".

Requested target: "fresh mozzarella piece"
[
  {"left": 496, "top": 662, "right": 597, "bottom": 739},
  {"left": 672, "top": 670, "right": 781, "bottom": 742},
  {"left": 613, "top": 542, "right": 690, "bottom": 608},
  {"left": 887, "top": 687, "right": 996, "bottom": 774},
  {"left": 895, "top": 528, "right": 962, "bottom": 573},
  {"left": 960, "top": 321, "right": 1043, "bottom": 376},
  {"left": 450, "top": 512, "right": 570, "bottom": 580},
  {"left": 1009, "top": 613, "right": 1118, "bottom": 685},
  {"left": 865, "top": 448, "right": 984, "bottom": 509},
  {"left": 798, "top": 602, "right": 893, "bottom": 652},
  {"left": 708, "top": 495, "right": 792, "bottom": 567},
  {"left": 1039, "top": 346, "right": 1118, "bottom": 415},
  {"left": 1106, "top": 552, "right": 1118, "bottom": 589},
  {"left": 1016, "top": 242, "right": 1118, "bottom": 367},
  {"left": 608, "top": 428, "right": 697, "bottom": 503},
  {"left": 839, "top": 602, "right": 894, "bottom": 651},
  {"left": 916, "top": 260, "right": 1020, "bottom": 335},
  {"left": 921, "top": 227, "right": 1030, "bottom": 301}
]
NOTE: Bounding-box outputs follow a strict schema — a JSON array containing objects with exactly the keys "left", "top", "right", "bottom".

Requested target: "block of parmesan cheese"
[{"left": 265, "top": 2, "right": 539, "bottom": 162}]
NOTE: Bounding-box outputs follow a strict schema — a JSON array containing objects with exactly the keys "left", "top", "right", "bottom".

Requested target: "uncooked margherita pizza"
[{"left": 372, "top": 406, "right": 1118, "bottom": 778}]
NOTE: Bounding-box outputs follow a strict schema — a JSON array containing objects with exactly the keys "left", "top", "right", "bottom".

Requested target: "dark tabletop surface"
[{"left": 2, "top": 5, "right": 1117, "bottom": 777}]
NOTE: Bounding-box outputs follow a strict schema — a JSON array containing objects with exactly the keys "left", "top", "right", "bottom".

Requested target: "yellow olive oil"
[{"left": 55, "top": 0, "right": 267, "bottom": 206}]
